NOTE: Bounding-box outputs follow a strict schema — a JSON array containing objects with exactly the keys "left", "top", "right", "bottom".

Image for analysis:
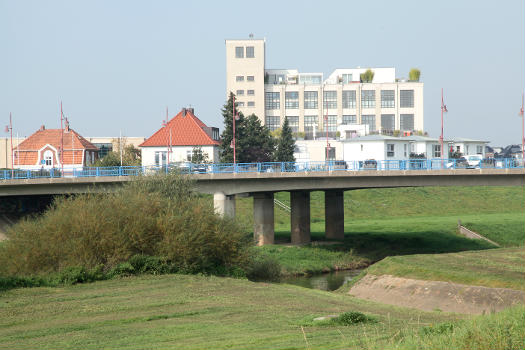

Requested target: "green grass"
[
  {"left": 366, "top": 247, "right": 525, "bottom": 291},
  {"left": 0, "top": 274, "right": 467, "bottom": 350}
]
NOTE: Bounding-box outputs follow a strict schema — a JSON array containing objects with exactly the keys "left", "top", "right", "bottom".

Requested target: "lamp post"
[
  {"left": 520, "top": 93, "right": 525, "bottom": 166},
  {"left": 440, "top": 89, "right": 448, "bottom": 166},
  {"left": 5, "top": 113, "right": 13, "bottom": 177},
  {"left": 60, "top": 102, "right": 64, "bottom": 176},
  {"left": 232, "top": 94, "right": 237, "bottom": 164}
]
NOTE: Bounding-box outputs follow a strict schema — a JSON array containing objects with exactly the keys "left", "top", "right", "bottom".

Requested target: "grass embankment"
[
  {"left": 0, "top": 274, "right": 523, "bottom": 350},
  {"left": 366, "top": 247, "right": 525, "bottom": 291},
  {"left": 236, "top": 187, "right": 524, "bottom": 275}
]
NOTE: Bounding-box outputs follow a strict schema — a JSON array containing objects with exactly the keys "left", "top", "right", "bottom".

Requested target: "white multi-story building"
[{"left": 225, "top": 38, "right": 424, "bottom": 140}]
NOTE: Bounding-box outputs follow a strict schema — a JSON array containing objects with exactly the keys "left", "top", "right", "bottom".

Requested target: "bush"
[
  {"left": 245, "top": 256, "right": 281, "bottom": 282},
  {"left": 0, "top": 173, "right": 250, "bottom": 281},
  {"left": 332, "top": 311, "right": 376, "bottom": 325}
]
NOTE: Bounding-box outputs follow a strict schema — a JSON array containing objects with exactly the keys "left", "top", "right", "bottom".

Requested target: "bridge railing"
[{"left": 1, "top": 158, "right": 523, "bottom": 180}]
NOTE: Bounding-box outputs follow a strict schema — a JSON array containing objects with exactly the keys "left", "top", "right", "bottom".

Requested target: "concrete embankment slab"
[{"left": 349, "top": 274, "right": 525, "bottom": 314}]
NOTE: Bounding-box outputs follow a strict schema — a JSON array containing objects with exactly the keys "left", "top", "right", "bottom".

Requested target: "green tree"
[
  {"left": 274, "top": 117, "right": 295, "bottom": 162},
  {"left": 409, "top": 68, "right": 421, "bottom": 82},
  {"left": 191, "top": 146, "right": 210, "bottom": 163},
  {"left": 219, "top": 93, "right": 247, "bottom": 163},
  {"left": 219, "top": 94, "right": 275, "bottom": 163},
  {"left": 360, "top": 69, "right": 374, "bottom": 83},
  {"left": 94, "top": 144, "right": 141, "bottom": 167}
]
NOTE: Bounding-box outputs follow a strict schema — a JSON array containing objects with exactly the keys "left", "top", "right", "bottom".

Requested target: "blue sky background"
[{"left": 1, "top": 0, "right": 523, "bottom": 146}]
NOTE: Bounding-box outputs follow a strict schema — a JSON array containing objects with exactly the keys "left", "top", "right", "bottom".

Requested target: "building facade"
[{"left": 225, "top": 39, "right": 424, "bottom": 138}]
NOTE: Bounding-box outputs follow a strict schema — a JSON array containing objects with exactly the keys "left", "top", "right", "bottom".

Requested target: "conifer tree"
[
  {"left": 241, "top": 114, "right": 275, "bottom": 163},
  {"left": 274, "top": 117, "right": 296, "bottom": 162},
  {"left": 219, "top": 93, "right": 246, "bottom": 163}
]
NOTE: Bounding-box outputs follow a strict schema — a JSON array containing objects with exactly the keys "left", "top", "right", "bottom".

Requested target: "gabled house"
[
  {"left": 139, "top": 108, "right": 220, "bottom": 166},
  {"left": 13, "top": 124, "right": 99, "bottom": 169}
]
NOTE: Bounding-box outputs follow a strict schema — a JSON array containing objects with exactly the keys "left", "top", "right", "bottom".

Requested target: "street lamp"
[
  {"left": 440, "top": 88, "right": 448, "bottom": 166},
  {"left": 519, "top": 93, "right": 524, "bottom": 164},
  {"left": 4, "top": 113, "right": 13, "bottom": 177}
]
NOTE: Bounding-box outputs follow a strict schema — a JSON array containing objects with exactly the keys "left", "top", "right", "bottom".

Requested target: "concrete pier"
[
  {"left": 213, "top": 192, "right": 236, "bottom": 218},
  {"left": 253, "top": 192, "right": 275, "bottom": 245},
  {"left": 325, "top": 190, "right": 344, "bottom": 240},
  {"left": 291, "top": 190, "right": 311, "bottom": 244}
]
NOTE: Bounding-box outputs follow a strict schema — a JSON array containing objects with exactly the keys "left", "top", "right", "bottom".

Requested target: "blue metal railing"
[{"left": 0, "top": 158, "right": 522, "bottom": 180}]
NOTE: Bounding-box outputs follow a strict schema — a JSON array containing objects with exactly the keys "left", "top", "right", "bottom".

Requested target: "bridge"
[{"left": 1, "top": 160, "right": 524, "bottom": 245}]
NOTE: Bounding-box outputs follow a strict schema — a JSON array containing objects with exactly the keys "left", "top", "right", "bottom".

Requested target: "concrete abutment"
[
  {"left": 291, "top": 190, "right": 311, "bottom": 244},
  {"left": 213, "top": 192, "right": 236, "bottom": 218},
  {"left": 253, "top": 192, "right": 275, "bottom": 245},
  {"left": 325, "top": 190, "right": 344, "bottom": 240}
]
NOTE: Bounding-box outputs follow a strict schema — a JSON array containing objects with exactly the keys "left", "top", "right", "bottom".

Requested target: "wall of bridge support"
[
  {"left": 253, "top": 192, "right": 275, "bottom": 245},
  {"left": 213, "top": 192, "right": 236, "bottom": 218},
  {"left": 291, "top": 191, "right": 311, "bottom": 244},
  {"left": 325, "top": 190, "right": 345, "bottom": 240}
]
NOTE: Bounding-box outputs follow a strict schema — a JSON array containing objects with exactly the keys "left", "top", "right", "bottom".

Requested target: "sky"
[{"left": 1, "top": 0, "right": 524, "bottom": 146}]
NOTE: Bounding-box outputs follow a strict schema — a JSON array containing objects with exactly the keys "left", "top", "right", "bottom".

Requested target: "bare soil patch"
[{"left": 349, "top": 274, "right": 525, "bottom": 314}]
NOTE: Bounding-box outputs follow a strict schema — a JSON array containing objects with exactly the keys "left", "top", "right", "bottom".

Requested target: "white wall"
[
  {"left": 141, "top": 145, "right": 219, "bottom": 166},
  {"left": 293, "top": 140, "right": 343, "bottom": 162},
  {"left": 343, "top": 140, "right": 410, "bottom": 162}
]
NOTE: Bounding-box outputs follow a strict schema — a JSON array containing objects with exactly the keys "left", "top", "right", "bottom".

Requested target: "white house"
[
  {"left": 342, "top": 135, "right": 410, "bottom": 169},
  {"left": 402, "top": 135, "right": 443, "bottom": 159},
  {"left": 140, "top": 108, "right": 220, "bottom": 166},
  {"left": 450, "top": 138, "right": 487, "bottom": 157}
]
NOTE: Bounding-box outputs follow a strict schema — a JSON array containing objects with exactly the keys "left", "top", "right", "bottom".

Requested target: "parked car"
[
  {"left": 359, "top": 159, "right": 377, "bottom": 170},
  {"left": 446, "top": 157, "right": 468, "bottom": 169},
  {"left": 465, "top": 155, "right": 482, "bottom": 168}
]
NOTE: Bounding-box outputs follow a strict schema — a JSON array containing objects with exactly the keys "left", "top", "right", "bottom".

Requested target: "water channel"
[{"left": 280, "top": 269, "right": 363, "bottom": 291}]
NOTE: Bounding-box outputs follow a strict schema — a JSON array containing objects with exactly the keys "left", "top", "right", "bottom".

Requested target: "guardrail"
[{"left": 0, "top": 158, "right": 523, "bottom": 180}]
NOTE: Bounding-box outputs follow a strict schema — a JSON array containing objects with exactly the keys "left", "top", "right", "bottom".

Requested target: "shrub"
[
  {"left": 409, "top": 68, "right": 421, "bottom": 82},
  {"left": 0, "top": 172, "right": 249, "bottom": 280},
  {"left": 332, "top": 311, "right": 376, "bottom": 325},
  {"left": 245, "top": 256, "right": 281, "bottom": 282}
]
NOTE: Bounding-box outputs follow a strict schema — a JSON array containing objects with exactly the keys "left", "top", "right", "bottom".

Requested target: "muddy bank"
[{"left": 349, "top": 274, "right": 525, "bottom": 314}]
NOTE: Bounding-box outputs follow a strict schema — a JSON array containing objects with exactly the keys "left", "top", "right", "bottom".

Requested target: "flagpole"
[
  {"left": 232, "top": 94, "right": 236, "bottom": 164},
  {"left": 440, "top": 89, "right": 445, "bottom": 166},
  {"left": 60, "top": 102, "right": 64, "bottom": 176}
]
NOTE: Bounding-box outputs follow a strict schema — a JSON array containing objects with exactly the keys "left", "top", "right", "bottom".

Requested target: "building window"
[
  {"left": 387, "top": 144, "right": 395, "bottom": 157},
  {"left": 44, "top": 150, "right": 53, "bottom": 166},
  {"left": 381, "top": 114, "right": 395, "bottom": 131},
  {"left": 265, "top": 116, "right": 280, "bottom": 131},
  {"left": 361, "top": 90, "right": 376, "bottom": 108},
  {"left": 476, "top": 145, "right": 483, "bottom": 154},
  {"left": 304, "top": 115, "right": 318, "bottom": 139},
  {"left": 235, "top": 46, "right": 244, "bottom": 58},
  {"left": 247, "top": 89, "right": 255, "bottom": 95},
  {"left": 299, "top": 74, "right": 322, "bottom": 85},
  {"left": 237, "top": 101, "right": 245, "bottom": 107},
  {"left": 342, "top": 90, "right": 356, "bottom": 108},
  {"left": 323, "top": 91, "right": 337, "bottom": 109},
  {"left": 236, "top": 76, "right": 244, "bottom": 82},
  {"left": 404, "top": 144, "right": 408, "bottom": 157},
  {"left": 246, "top": 46, "right": 254, "bottom": 58},
  {"left": 325, "top": 147, "right": 336, "bottom": 161},
  {"left": 400, "top": 90, "right": 414, "bottom": 108},
  {"left": 400, "top": 114, "right": 414, "bottom": 131},
  {"left": 247, "top": 101, "right": 255, "bottom": 107},
  {"left": 186, "top": 150, "right": 193, "bottom": 161},
  {"left": 236, "top": 90, "right": 244, "bottom": 96},
  {"left": 433, "top": 144, "right": 441, "bottom": 158},
  {"left": 381, "top": 90, "right": 395, "bottom": 108},
  {"left": 342, "top": 74, "right": 353, "bottom": 84},
  {"left": 304, "top": 91, "right": 318, "bottom": 109},
  {"left": 154, "top": 151, "right": 167, "bottom": 166},
  {"left": 247, "top": 76, "right": 254, "bottom": 82},
  {"left": 285, "top": 91, "right": 299, "bottom": 109},
  {"left": 362, "top": 115, "right": 376, "bottom": 132},
  {"left": 324, "top": 115, "right": 337, "bottom": 133},
  {"left": 287, "top": 116, "right": 299, "bottom": 133},
  {"left": 342, "top": 115, "right": 357, "bottom": 124},
  {"left": 265, "top": 92, "right": 280, "bottom": 110}
]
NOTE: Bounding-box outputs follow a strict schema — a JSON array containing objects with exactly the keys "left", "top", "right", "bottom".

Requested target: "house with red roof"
[
  {"left": 13, "top": 124, "right": 99, "bottom": 169},
  {"left": 139, "top": 108, "right": 220, "bottom": 166}
]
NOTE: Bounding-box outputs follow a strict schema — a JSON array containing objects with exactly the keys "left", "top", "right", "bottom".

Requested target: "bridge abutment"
[
  {"left": 291, "top": 191, "right": 311, "bottom": 244},
  {"left": 253, "top": 192, "right": 275, "bottom": 245},
  {"left": 213, "top": 192, "right": 236, "bottom": 218},
  {"left": 325, "top": 190, "right": 344, "bottom": 240}
]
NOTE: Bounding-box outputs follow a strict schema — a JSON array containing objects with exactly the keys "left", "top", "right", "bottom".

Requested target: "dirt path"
[{"left": 349, "top": 274, "right": 525, "bottom": 314}]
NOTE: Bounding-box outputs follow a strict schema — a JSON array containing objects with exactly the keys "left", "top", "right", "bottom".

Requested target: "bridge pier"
[
  {"left": 291, "top": 191, "right": 311, "bottom": 244},
  {"left": 325, "top": 190, "right": 344, "bottom": 240},
  {"left": 253, "top": 192, "right": 274, "bottom": 245},
  {"left": 213, "top": 192, "right": 236, "bottom": 218}
]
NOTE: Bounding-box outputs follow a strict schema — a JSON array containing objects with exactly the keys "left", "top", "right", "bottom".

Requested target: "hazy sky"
[{"left": 1, "top": 0, "right": 523, "bottom": 146}]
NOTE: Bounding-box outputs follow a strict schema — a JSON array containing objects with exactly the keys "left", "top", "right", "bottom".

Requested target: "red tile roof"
[
  {"left": 140, "top": 109, "right": 220, "bottom": 147},
  {"left": 15, "top": 128, "right": 99, "bottom": 151}
]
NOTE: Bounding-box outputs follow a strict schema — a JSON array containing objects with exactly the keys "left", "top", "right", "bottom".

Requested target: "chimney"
[
  {"left": 39, "top": 125, "right": 45, "bottom": 131},
  {"left": 188, "top": 107, "right": 194, "bottom": 115},
  {"left": 182, "top": 108, "right": 187, "bottom": 117}
]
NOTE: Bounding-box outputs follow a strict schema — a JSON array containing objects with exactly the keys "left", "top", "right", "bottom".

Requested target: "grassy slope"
[
  {"left": 0, "top": 274, "right": 464, "bottom": 350},
  {"left": 366, "top": 247, "right": 525, "bottom": 291}
]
